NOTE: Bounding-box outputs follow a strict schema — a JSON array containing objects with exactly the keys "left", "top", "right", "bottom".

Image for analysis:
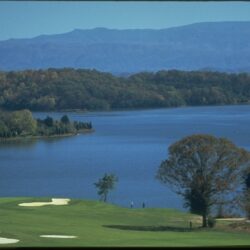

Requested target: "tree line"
[
  {"left": 0, "top": 109, "right": 92, "bottom": 138},
  {"left": 0, "top": 68, "right": 249, "bottom": 111},
  {"left": 95, "top": 134, "right": 250, "bottom": 228}
]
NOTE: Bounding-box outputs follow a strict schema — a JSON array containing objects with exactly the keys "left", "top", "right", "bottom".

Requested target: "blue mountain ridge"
[{"left": 1, "top": 21, "right": 250, "bottom": 73}]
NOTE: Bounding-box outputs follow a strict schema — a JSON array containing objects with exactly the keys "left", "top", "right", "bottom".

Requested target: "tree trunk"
[{"left": 202, "top": 213, "right": 207, "bottom": 227}]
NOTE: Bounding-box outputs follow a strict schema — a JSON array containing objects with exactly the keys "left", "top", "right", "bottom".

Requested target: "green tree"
[
  {"left": 156, "top": 134, "right": 250, "bottom": 227},
  {"left": 43, "top": 116, "right": 54, "bottom": 127},
  {"left": 0, "top": 120, "right": 9, "bottom": 137},
  {"left": 10, "top": 109, "right": 37, "bottom": 135},
  {"left": 94, "top": 173, "right": 118, "bottom": 202},
  {"left": 61, "top": 115, "right": 70, "bottom": 124}
]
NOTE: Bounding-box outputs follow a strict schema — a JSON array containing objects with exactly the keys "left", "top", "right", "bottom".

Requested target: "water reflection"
[
  {"left": 0, "top": 138, "right": 37, "bottom": 149},
  {"left": 0, "top": 134, "right": 76, "bottom": 148}
]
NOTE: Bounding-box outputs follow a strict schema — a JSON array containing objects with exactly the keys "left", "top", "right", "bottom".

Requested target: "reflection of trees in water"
[
  {"left": 40, "top": 135, "right": 74, "bottom": 144},
  {"left": 0, "top": 134, "right": 74, "bottom": 149},
  {"left": 0, "top": 139, "right": 38, "bottom": 149}
]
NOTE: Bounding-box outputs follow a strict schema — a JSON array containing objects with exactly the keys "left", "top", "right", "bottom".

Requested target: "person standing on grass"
[{"left": 130, "top": 201, "right": 134, "bottom": 208}]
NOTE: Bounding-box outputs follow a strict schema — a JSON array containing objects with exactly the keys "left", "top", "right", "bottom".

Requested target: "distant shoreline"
[
  {"left": 45, "top": 103, "right": 250, "bottom": 114},
  {"left": 2, "top": 103, "right": 250, "bottom": 116}
]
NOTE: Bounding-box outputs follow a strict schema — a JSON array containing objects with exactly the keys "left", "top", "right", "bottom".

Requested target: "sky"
[{"left": 0, "top": 1, "right": 250, "bottom": 41}]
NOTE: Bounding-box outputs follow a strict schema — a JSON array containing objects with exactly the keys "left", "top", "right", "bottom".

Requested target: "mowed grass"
[{"left": 0, "top": 197, "right": 249, "bottom": 247}]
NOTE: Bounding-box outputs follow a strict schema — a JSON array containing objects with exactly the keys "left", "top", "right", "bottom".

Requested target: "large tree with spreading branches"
[{"left": 156, "top": 134, "right": 250, "bottom": 227}]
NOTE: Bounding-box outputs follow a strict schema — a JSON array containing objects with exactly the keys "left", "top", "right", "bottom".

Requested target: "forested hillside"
[{"left": 0, "top": 68, "right": 249, "bottom": 111}]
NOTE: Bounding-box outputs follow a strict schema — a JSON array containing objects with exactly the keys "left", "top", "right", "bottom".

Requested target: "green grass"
[{"left": 0, "top": 197, "right": 249, "bottom": 247}]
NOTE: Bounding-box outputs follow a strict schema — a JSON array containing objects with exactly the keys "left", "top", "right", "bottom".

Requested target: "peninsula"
[{"left": 0, "top": 109, "right": 93, "bottom": 140}]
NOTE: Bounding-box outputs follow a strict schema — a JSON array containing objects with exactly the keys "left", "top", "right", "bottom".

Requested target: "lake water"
[{"left": 0, "top": 105, "right": 250, "bottom": 210}]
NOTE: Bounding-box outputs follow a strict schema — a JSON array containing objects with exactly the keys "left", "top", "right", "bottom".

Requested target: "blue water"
[{"left": 0, "top": 105, "right": 250, "bottom": 210}]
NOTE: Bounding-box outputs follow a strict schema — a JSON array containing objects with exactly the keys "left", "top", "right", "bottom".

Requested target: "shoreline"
[
  {"left": 2, "top": 103, "right": 250, "bottom": 116},
  {"left": 34, "top": 102, "right": 250, "bottom": 114},
  {"left": 0, "top": 129, "right": 94, "bottom": 142}
]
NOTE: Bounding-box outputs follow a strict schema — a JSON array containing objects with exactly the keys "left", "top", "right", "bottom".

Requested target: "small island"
[{"left": 0, "top": 109, "right": 93, "bottom": 140}]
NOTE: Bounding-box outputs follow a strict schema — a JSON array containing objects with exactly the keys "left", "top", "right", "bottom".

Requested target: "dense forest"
[
  {"left": 0, "top": 109, "right": 92, "bottom": 139},
  {"left": 0, "top": 68, "right": 249, "bottom": 111}
]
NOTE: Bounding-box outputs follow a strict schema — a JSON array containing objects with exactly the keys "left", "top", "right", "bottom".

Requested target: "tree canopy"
[
  {"left": 156, "top": 134, "right": 250, "bottom": 227},
  {"left": 0, "top": 68, "right": 249, "bottom": 111}
]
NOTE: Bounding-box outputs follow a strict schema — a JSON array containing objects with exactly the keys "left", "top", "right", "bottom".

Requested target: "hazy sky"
[{"left": 0, "top": 1, "right": 250, "bottom": 40}]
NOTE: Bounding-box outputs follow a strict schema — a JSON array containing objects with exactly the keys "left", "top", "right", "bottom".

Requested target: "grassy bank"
[{"left": 0, "top": 197, "right": 249, "bottom": 247}]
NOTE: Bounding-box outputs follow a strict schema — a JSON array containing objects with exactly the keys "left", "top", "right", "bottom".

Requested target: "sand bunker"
[
  {"left": 0, "top": 237, "right": 19, "bottom": 244},
  {"left": 216, "top": 218, "right": 246, "bottom": 221},
  {"left": 18, "top": 198, "right": 70, "bottom": 207},
  {"left": 40, "top": 235, "right": 77, "bottom": 239}
]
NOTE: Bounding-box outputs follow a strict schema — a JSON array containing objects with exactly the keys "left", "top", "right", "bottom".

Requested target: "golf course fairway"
[{"left": 0, "top": 197, "right": 249, "bottom": 247}]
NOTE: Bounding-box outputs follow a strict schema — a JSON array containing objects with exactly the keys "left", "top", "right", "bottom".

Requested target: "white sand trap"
[
  {"left": 0, "top": 237, "right": 19, "bottom": 244},
  {"left": 216, "top": 217, "right": 246, "bottom": 221},
  {"left": 40, "top": 235, "right": 77, "bottom": 239},
  {"left": 18, "top": 198, "right": 70, "bottom": 207}
]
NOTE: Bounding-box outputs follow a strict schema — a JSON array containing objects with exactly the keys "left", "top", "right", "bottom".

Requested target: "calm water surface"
[{"left": 0, "top": 105, "right": 250, "bottom": 210}]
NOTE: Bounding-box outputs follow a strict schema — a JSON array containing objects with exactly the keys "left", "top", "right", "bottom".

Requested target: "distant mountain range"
[{"left": 1, "top": 21, "right": 250, "bottom": 74}]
